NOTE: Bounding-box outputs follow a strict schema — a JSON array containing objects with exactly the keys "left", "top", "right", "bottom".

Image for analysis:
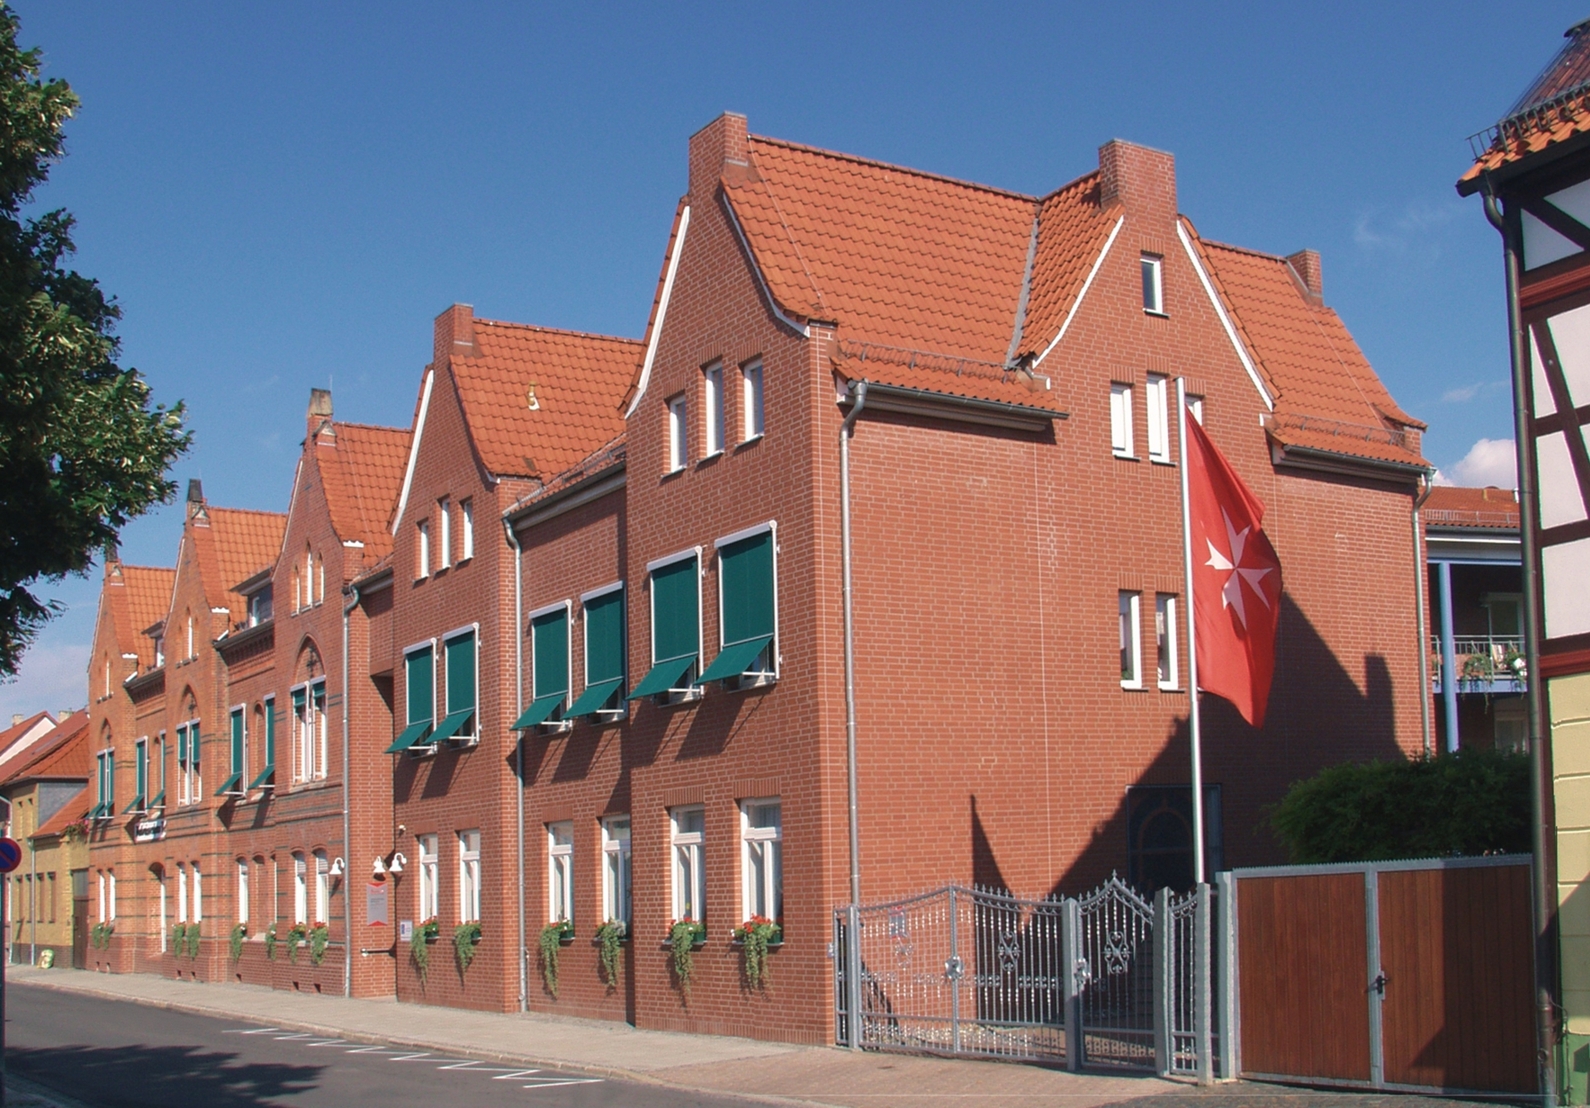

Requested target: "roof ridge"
[
  {"left": 1035, "top": 168, "right": 1102, "bottom": 204},
  {"left": 329, "top": 420, "right": 410, "bottom": 434},
  {"left": 208, "top": 506, "right": 288, "bottom": 520},
  {"left": 748, "top": 133, "right": 1039, "bottom": 203},
  {"left": 472, "top": 317, "right": 643, "bottom": 346},
  {"left": 1198, "top": 237, "right": 1291, "bottom": 264},
  {"left": 120, "top": 563, "right": 175, "bottom": 574}
]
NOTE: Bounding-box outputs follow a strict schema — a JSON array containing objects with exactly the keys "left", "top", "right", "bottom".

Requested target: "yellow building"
[{"left": 2, "top": 711, "right": 90, "bottom": 967}]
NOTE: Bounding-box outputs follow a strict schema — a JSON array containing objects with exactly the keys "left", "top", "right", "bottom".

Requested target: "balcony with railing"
[{"left": 1430, "top": 635, "right": 1527, "bottom": 694}]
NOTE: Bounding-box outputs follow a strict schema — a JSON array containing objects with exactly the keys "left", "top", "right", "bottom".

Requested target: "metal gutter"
[
  {"left": 502, "top": 516, "right": 527, "bottom": 1013},
  {"left": 505, "top": 466, "right": 625, "bottom": 533},
  {"left": 1411, "top": 473, "right": 1437, "bottom": 757},
  {"left": 839, "top": 380, "right": 867, "bottom": 1049},
  {"left": 837, "top": 380, "right": 1065, "bottom": 433},
  {"left": 341, "top": 580, "right": 360, "bottom": 998}
]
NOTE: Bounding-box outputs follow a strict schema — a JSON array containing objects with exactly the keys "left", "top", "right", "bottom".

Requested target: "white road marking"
[
  {"left": 522, "top": 1078, "right": 602, "bottom": 1089},
  {"left": 224, "top": 1027, "right": 281, "bottom": 1034},
  {"left": 386, "top": 1052, "right": 433, "bottom": 1061},
  {"left": 491, "top": 1069, "right": 542, "bottom": 1080},
  {"left": 305, "top": 1039, "right": 345, "bottom": 1047},
  {"left": 273, "top": 1032, "right": 313, "bottom": 1040},
  {"left": 345, "top": 1045, "right": 404, "bottom": 1054}
]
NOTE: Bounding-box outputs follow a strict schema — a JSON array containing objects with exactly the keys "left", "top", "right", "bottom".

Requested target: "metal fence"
[{"left": 834, "top": 875, "right": 1230, "bottom": 1080}]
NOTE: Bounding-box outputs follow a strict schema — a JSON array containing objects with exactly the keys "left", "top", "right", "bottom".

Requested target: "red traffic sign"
[{"left": 0, "top": 837, "right": 20, "bottom": 873}]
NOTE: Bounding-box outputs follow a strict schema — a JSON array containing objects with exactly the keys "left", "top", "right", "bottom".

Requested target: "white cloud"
[
  {"left": 1353, "top": 199, "right": 1463, "bottom": 256},
  {"left": 1433, "top": 437, "right": 1516, "bottom": 488},
  {"left": 1438, "top": 380, "right": 1506, "bottom": 404},
  {"left": 0, "top": 641, "right": 89, "bottom": 726}
]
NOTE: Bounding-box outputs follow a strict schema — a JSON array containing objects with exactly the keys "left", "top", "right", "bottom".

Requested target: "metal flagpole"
[{"left": 1177, "top": 377, "right": 1206, "bottom": 886}]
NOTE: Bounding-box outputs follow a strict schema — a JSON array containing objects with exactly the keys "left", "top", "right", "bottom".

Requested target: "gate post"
[
  {"left": 1154, "top": 887, "right": 1171, "bottom": 1077},
  {"left": 846, "top": 903, "right": 862, "bottom": 1050},
  {"left": 1063, "top": 896, "right": 1081, "bottom": 1071},
  {"left": 1196, "top": 883, "right": 1213, "bottom": 1085},
  {"left": 948, "top": 887, "right": 961, "bottom": 1055},
  {"left": 1215, "top": 871, "right": 1239, "bottom": 1080}
]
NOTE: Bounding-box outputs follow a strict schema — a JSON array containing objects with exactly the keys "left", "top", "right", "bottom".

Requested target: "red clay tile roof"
[
  {"left": 317, "top": 422, "right": 410, "bottom": 565},
  {"left": 1423, "top": 486, "right": 1521, "bottom": 530},
  {"left": 1460, "top": 22, "right": 1590, "bottom": 191},
  {"left": 0, "top": 711, "right": 53, "bottom": 760},
  {"left": 32, "top": 785, "right": 89, "bottom": 839},
  {"left": 1190, "top": 231, "right": 1427, "bottom": 469},
  {"left": 3, "top": 711, "right": 88, "bottom": 786},
  {"left": 196, "top": 507, "right": 287, "bottom": 619},
  {"left": 1022, "top": 175, "right": 1123, "bottom": 357},
  {"left": 122, "top": 565, "right": 176, "bottom": 666},
  {"left": 451, "top": 320, "right": 641, "bottom": 480},
  {"left": 508, "top": 434, "right": 626, "bottom": 518}
]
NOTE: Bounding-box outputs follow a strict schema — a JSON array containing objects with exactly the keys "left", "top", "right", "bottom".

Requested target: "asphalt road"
[{"left": 4, "top": 984, "right": 760, "bottom": 1108}]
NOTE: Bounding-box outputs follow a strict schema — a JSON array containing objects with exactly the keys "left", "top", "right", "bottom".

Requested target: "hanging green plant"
[
  {"left": 285, "top": 923, "right": 308, "bottom": 963},
  {"left": 229, "top": 923, "right": 246, "bottom": 962},
  {"left": 668, "top": 919, "right": 705, "bottom": 995},
  {"left": 90, "top": 921, "right": 115, "bottom": 950},
  {"left": 185, "top": 922, "right": 201, "bottom": 958},
  {"left": 410, "top": 916, "right": 439, "bottom": 982},
  {"left": 732, "top": 916, "right": 782, "bottom": 989},
  {"left": 308, "top": 922, "right": 330, "bottom": 966},
  {"left": 263, "top": 922, "right": 279, "bottom": 961},
  {"left": 169, "top": 922, "right": 187, "bottom": 954},
  {"left": 538, "top": 920, "right": 570, "bottom": 996},
  {"left": 595, "top": 919, "right": 625, "bottom": 987},
  {"left": 453, "top": 921, "right": 482, "bottom": 974}
]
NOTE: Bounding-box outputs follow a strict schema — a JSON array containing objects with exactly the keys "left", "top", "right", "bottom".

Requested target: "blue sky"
[{"left": 2, "top": 1, "right": 1579, "bottom": 720}]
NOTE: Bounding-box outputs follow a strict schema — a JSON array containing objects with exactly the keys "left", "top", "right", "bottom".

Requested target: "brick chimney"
[
  {"left": 434, "top": 303, "right": 476, "bottom": 369},
  {"left": 186, "top": 478, "right": 205, "bottom": 519},
  {"left": 1097, "top": 140, "right": 1177, "bottom": 225},
  {"left": 308, "top": 387, "right": 335, "bottom": 443},
  {"left": 1287, "top": 249, "right": 1323, "bottom": 304},
  {"left": 689, "top": 112, "right": 750, "bottom": 201}
]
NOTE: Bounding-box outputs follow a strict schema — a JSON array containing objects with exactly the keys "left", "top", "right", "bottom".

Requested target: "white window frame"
[
  {"left": 703, "top": 363, "right": 725, "bottom": 456},
  {"left": 646, "top": 546, "right": 704, "bottom": 690},
  {"left": 442, "top": 623, "right": 480, "bottom": 740},
  {"left": 1187, "top": 394, "right": 1204, "bottom": 426},
  {"left": 601, "top": 816, "right": 631, "bottom": 927},
  {"left": 1146, "top": 374, "right": 1170, "bottom": 463},
  {"left": 290, "top": 681, "right": 310, "bottom": 783},
  {"left": 1120, "top": 591, "right": 1143, "bottom": 689},
  {"left": 548, "top": 822, "right": 573, "bottom": 925},
  {"left": 667, "top": 393, "right": 687, "bottom": 472},
  {"left": 1156, "top": 593, "right": 1179, "bottom": 691},
  {"left": 713, "top": 520, "right": 779, "bottom": 682},
  {"left": 293, "top": 853, "right": 307, "bottom": 925},
  {"left": 237, "top": 858, "right": 249, "bottom": 924},
  {"left": 460, "top": 498, "right": 474, "bottom": 561},
  {"left": 742, "top": 359, "right": 764, "bottom": 441},
  {"left": 1142, "top": 254, "right": 1164, "bottom": 315},
  {"left": 581, "top": 581, "right": 627, "bottom": 720},
  {"left": 670, "top": 805, "right": 705, "bottom": 924},
  {"left": 176, "top": 862, "right": 187, "bottom": 924},
  {"left": 1110, "top": 383, "right": 1134, "bottom": 458},
  {"left": 438, "top": 497, "right": 451, "bottom": 569},
  {"left": 314, "top": 849, "right": 330, "bottom": 925},
  {"left": 190, "top": 865, "right": 199, "bottom": 923},
  {"left": 158, "top": 872, "right": 168, "bottom": 950},
  {"left": 416, "top": 518, "right": 430, "bottom": 580},
  {"left": 739, "top": 799, "right": 782, "bottom": 924},
  {"left": 529, "top": 599, "right": 573, "bottom": 706},
  {"left": 417, "top": 833, "right": 439, "bottom": 921},
  {"left": 404, "top": 638, "right": 438, "bottom": 731},
  {"left": 313, "top": 680, "right": 327, "bottom": 779},
  {"left": 108, "top": 870, "right": 117, "bottom": 922},
  {"left": 459, "top": 830, "right": 481, "bottom": 924}
]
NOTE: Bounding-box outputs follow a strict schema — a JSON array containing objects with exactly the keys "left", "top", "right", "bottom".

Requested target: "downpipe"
[
  {"left": 503, "top": 517, "right": 527, "bottom": 1013},
  {"left": 840, "top": 379, "right": 867, "bottom": 1048},
  {"left": 341, "top": 580, "right": 360, "bottom": 998},
  {"left": 1411, "top": 473, "right": 1436, "bottom": 757}
]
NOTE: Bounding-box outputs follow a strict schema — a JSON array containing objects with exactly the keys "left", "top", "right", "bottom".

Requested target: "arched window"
[
  {"left": 236, "top": 857, "right": 249, "bottom": 924},
  {"left": 313, "top": 849, "right": 329, "bottom": 925},
  {"left": 315, "top": 554, "right": 324, "bottom": 605},
  {"left": 292, "top": 852, "right": 307, "bottom": 925}
]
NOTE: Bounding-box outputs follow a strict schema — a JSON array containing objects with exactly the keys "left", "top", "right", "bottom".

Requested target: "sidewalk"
[{"left": 4, "top": 964, "right": 1188, "bottom": 1107}]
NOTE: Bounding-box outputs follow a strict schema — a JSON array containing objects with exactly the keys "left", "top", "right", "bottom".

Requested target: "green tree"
[{"left": 0, "top": 5, "right": 188, "bottom": 674}]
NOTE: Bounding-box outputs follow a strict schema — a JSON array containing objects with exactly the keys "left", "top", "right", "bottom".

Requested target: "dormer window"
[
  {"left": 248, "top": 586, "right": 273, "bottom": 628},
  {"left": 1142, "top": 255, "right": 1165, "bottom": 315},
  {"left": 153, "top": 635, "right": 164, "bottom": 668}
]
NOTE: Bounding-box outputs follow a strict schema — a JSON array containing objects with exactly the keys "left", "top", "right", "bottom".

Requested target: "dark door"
[{"left": 70, "top": 896, "right": 87, "bottom": 968}]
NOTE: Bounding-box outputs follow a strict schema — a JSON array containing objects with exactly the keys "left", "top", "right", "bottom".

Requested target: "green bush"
[{"left": 1269, "top": 748, "right": 1530, "bottom": 863}]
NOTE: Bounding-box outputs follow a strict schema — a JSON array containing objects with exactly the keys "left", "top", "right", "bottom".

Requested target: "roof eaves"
[
  {"left": 1177, "top": 220, "right": 1278, "bottom": 411},
  {"left": 840, "top": 378, "right": 1066, "bottom": 433},
  {"left": 623, "top": 198, "right": 689, "bottom": 418},
  {"left": 718, "top": 188, "right": 820, "bottom": 337}
]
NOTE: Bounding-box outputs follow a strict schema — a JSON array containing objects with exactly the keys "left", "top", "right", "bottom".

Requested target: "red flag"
[{"left": 1186, "top": 414, "right": 1282, "bottom": 727}]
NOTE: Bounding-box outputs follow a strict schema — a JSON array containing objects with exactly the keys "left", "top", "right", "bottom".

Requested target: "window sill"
[
  {"left": 1120, "top": 682, "right": 1147, "bottom": 692},
  {"left": 658, "top": 688, "right": 702, "bottom": 707},
  {"left": 1143, "top": 309, "right": 1169, "bottom": 319},
  {"left": 662, "top": 466, "right": 686, "bottom": 481},
  {"left": 1158, "top": 684, "right": 1182, "bottom": 693},
  {"left": 697, "top": 450, "right": 724, "bottom": 467},
  {"left": 1112, "top": 452, "right": 1138, "bottom": 462},
  {"left": 736, "top": 434, "right": 763, "bottom": 451},
  {"left": 455, "top": 556, "right": 472, "bottom": 567},
  {"left": 1149, "top": 456, "right": 1175, "bottom": 466}
]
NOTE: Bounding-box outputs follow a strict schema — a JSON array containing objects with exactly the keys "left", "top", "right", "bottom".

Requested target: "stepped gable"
[
  {"left": 2, "top": 710, "right": 88, "bottom": 786},
  {"left": 317, "top": 421, "right": 410, "bottom": 564},
  {"left": 449, "top": 318, "right": 641, "bottom": 480}
]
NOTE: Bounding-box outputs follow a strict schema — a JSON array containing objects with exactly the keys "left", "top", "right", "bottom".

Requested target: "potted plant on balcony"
[
  {"left": 453, "top": 920, "right": 482, "bottom": 974},
  {"left": 284, "top": 922, "right": 308, "bottom": 963},
  {"left": 229, "top": 923, "right": 246, "bottom": 962},
  {"left": 667, "top": 918, "right": 705, "bottom": 995},
  {"left": 539, "top": 918, "right": 572, "bottom": 996},
  {"left": 308, "top": 921, "right": 330, "bottom": 966},
  {"left": 410, "top": 916, "right": 439, "bottom": 982},
  {"left": 264, "top": 921, "right": 279, "bottom": 961},
  {"left": 732, "top": 916, "right": 782, "bottom": 989},
  {"left": 594, "top": 918, "right": 625, "bottom": 987}
]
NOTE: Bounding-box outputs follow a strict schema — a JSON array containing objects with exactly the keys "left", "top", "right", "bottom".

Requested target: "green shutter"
[
  {"left": 264, "top": 701, "right": 275, "bottom": 767},
  {"left": 446, "top": 632, "right": 476, "bottom": 715},
  {"left": 136, "top": 743, "right": 147, "bottom": 799},
  {"left": 585, "top": 588, "right": 624, "bottom": 685},
  {"left": 406, "top": 647, "right": 433, "bottom": 726},
  {"left": 719, "top": 530, "right": 774, "bottom": 646},
  {"left": 230, "top": 709, "right": 244, "bottom": 773},
  {"left": 651, "top": 556, "right": 699, "bottom": 663},
  {"left": 107, "top": 752, "right": 114, "bottom": 810},
  {"left": 174, "top": 725, "right": 186, "bottom": 766},
  {"left": 532, "top": 609, "right": 569, "bottom": 699}
]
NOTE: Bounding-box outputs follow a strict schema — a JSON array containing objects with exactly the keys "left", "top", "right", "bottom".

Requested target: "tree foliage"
[
  {"left": 1269, "top": 747, "right": 1530, "bottom": 864},
  {"left": 0, "top": 5, "right": 189, "bottom": 674}
]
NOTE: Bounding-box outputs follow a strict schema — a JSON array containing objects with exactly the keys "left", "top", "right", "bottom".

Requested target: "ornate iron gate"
[{"left": 1073, "top": 876, "right": 1155, "bottom": 1069}]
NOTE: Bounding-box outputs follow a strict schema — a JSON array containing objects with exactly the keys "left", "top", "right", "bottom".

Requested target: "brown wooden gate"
[{"left": 1231, "top": 855, "right": 1535, "bottom": 1096}]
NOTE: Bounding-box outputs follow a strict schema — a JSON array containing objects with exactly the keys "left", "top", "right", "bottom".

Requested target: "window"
[
  {"left": 154, "top": 731, "right": 167, "bottom": 808},
  {"left": 1110, "top": 383, "right": 1134, "bottom": 457},
  {"left": 291, "top": 685, "right": 310, "bottom": 782},
  {"left": 248, "top": 698, "right": 275, "bottom": 793},
  {"left": 293, "top": 853, "right": 307, "bottom": 925},
  {"left": 548, "top": 822, "right": 573, "bottom": 924},
  {"left": 602, "top": 816, "right": 631, "bottom": 928},
  {"left": 459, "top": 830, "right": 481, "bottom": 923},
  {"left": 248, "top": 586, "right": 272, "bottom": 627},
  {"left": 314, "top": 849, "right": 329, "bottom": 924},
  {"left": 177, "top": 720, "right": 199, "bottom": 804},
  {"left": 568, "top": 584, "right": 625, "bottom": 719},
  {"left": 312, "top": 681, "right": 327, "bottom": 778},
  {"left": 703, "top": 363, "right": 724, "bottom": 456},
  {"left": 133, "top": 739, "right": 148, "bottom": 812},
  {"left": 438, "top": 497, "right": 451, "bottom": 569},
  {"left": 190, "top": 865, "right": 200, "bottom": 923},
  {"left": 186, "top": 613, "right": 194, "bottom": 659},
  {"left": 702, "top": 525, "right": 776, "bottom": 685},
  {"left": 98, "top": 871, "right": 106, "bottom": 922},
  {"left": 388, "top": 642, "right": 436, "bottom": 752},
  {"left": 1187, "top": 395, "right": 1204, "bottom": 426},
  {"left": 316, "top": 554, "right": 324, "bottom": 605},
  {"left": 108, "top": 870, "right": 117, "bottom": 921},
  {"left": 416, "top": 519, "right": 430, "bottom": 579},
  {"left": 435, "top": 629, "right": 477, "bottom": 742},
  {"left": 154, "top": 635, "right": 164, "bottom": 668},
  {"left": 293, "top": 567, "right": 302, "bottom": 613},
  {"left": 95, "top": 749, "right": 114, "bottom": 818},
  {"left": 629, "top": 552, "right": 700, "bottom": 702},
  {"left": 667, "top": 393, "right": 687, "bottom": 472},
  {"left": 237, "top": 858, "right": 249, "bottom": 923},
  {"left": 1156, "top": 594, "right": 1178, "bottom": 690},
  {"left": 1127, "top": 785, "right": 1223, "bottom": 895},
  {"left": 742, "top": 360, "right": 764, "bottom": 441},
  {"left": 460, "top": 498, "right": 474, "bottom": 561},
  {"left": 159, "top": 872, "right": 168, "bottom": 949},
  {"left": 218, "top": 706, "right": 245, "bottom": 796},
  {"left": 417, "top": 834, "right": 439, "bottom": 921},
  {"left": 1142, "top": 254, "right": 1164, "bottom": 314},
  {"left": 740, "top": 800, "right": 782, "bottom": 924},
  {"left": 1146, "top": 374, "right": 1170, "bottom": 462},
  {"left": 670, "top": 806, "right": 705, "bottom": 924},
  {"left": 176, "top": 862, "right": 187, "bottom": 923},
  {"left": 1120, "top": 591, "right": 1142, "bottom": 689},
  {"left": 305, "top": 550, "right": 313, "bottom": 608},
  {"left": 514, "top": 603, "right": 569, "bottom": 730}
]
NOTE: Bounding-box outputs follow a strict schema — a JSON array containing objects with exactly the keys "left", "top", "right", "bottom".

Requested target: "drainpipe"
[
  {"left": 503, "top": 517, "right": 526, "bottom": 1013},
  {"left": 1412, "top": 475, "right": 1436, "bottom": 757},
  {"left": 1483, "top": 183, "right": 1558, "bottom": 1107},
  {"left": 840, "top": 380, "right": 868, "bottom": 913},
  {"left": 1438, "top": 562, "right": 1460, "bottom": 754},
  {"left": 341, "top": 581, "right": 360, "bottom": 998}
]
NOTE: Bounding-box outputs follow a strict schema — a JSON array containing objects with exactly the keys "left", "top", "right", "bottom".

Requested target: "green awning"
[
  {"left": 89, "top": 802, "right": 106, "bottom": 820},
  {"left": 429, "top": 708, "right": 475, "bottom": 744},
  {"left": 147, "top": 789, "right": 166, "bottom": 810},
  {"left": 213, "top": 772, "right": 243, "bottom": 798},
  {"left": 696, "top": 636, "right": 773, "bottom": 685},
  {"left": 121, "top": 795, "right": 145, "bottom": 816},
  {"left": 386, "top": 720, "right": 433, "bottom": 754},
  {"left": 566, "top": 678, "right": 624, "bottom": 718},
  {"left": 245, "top": 766, "right": 273, "bottom": 793},
  {"left": 511, "top": 692, "right": 566, "bottom": 730},
  {"left": 627, "top": 654, "right": 696, "bottom": 701}
]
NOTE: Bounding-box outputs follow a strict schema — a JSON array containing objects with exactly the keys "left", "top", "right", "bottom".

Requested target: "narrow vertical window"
[
  {"left": 670, "top": 806, "right": 705, "bottom": 924},
  {"left": 740, "top": 800, "right": 782, "bottom": 924},
  {"left": 440, "top": 629, "right": 477, "bottom": 741},
  {"left": 389, "top": 642, "right": 435, "bottom": 752},
  {"left": 293, "top": 567, "right": 302, "bottom": 613},
  {"left": 417, "top": 834, "right": 439, "bottom": 921},
  {"left": 159, "top": 871, "right": 168, "bottom": 949},
  {"left": 261, "top": 698, "right": 275, "bottom": 783},
  {"left": 190, "top": 865, "right": 200, "bottom": 923},
  {"left": 189, "top": 719, "right": 200, "bottom": 799},
  {"left": 108, "top": 871, "right": 117, "bottom": 921},
  {"left": 220, "top": 706, "right": 244, "bottom": 796},
  {"left": 1187, "top": 395, "right": 1204, "bottom": 426},
  {"left": 742, "top": 360, "right": 764, "bottom": 440},
  {"left": 293, "top": 853, "right": 307, "bottom": 925},
  {"left": 1146, "top": 374, "right": 1170, "bottom": 462},
  {"left": 134, "top": 739, "right": 147, "bottom": 810},
  {"left": 1120, "top": 591, "right": 1142, "bottom": 689},
  {"left": 459, "top": 830, "right": 481, "bottom": 923},
  {"left": 602, "top": 816, "right": 631, "bottom": 928},
  {"left": 314, "top": 850, "right": 329, "bottom": 924},
  {"left": 312, "top": 680, "right": 327, "bottom": 779},
  {"left": 416, "top": 519, "right": 430, "bottom": 579},
  {"left": 315, "top": 554, "right": 324, "bottom": 604},
  {"left": 176, "top": 725, "right": 189, "bottom": 804},
  {"left": 1142, "top": 254, "right": 1164, "bottom": 314},
  {"left": 438, "top": 497, "right": 451, "bottom": 569},
  {"left": 703, "top": 363, "right": 724, "bottom": 456},
  {"left": 460, "top": 498, "right": 474, "bottom": 561},
  {"left": 1110, "top": 383, "right": 1134, "bottom": 457},
  {"left": 292, "top": 686, "right": 308, "bottom": 783},
  {"left": 176, "top": 863, "right": 187, "bottom": 924},
  {"left": 548, "top": 822, "right": 573, "bottom": 925},
  {"left": 186, "top": 614, "right": 194, "bottom": 659},
  {"left": 1156, "top": 594, "right": 1178, "bottom": 690},
  {"left": 237, "top": 858, "right": 249, "bottom": 924},
  {"left": 667, "top": 394, "right": 687, "bottom": 472}
]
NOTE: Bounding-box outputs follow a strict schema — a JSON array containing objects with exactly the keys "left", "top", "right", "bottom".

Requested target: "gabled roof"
[
  {"left": 32, "top": 785, "right": 89, "bottom": 839},
  {"left": 0, "top": 711, "right": 53, "bottom": 762},
  {"left": 1424, "top": 485, "right": 1521, "bottom": 531},
  {"left": 450, "top": 319, "right": 641, "bottom": 480},
  {"left": 193, "top": 507, "right": 287, "bottom": 618},
  {"left": 316, "top": 421, "right": 410, "bottom": 565},
  {"left": 3, "top": 711, "right": 88, "bottom": 786},
  {"left": 1460, "top": 20, "right": 1590, "bottom": 191},
  {"left": 122, "top": 565, "right": 176, "bottom": 667}
]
